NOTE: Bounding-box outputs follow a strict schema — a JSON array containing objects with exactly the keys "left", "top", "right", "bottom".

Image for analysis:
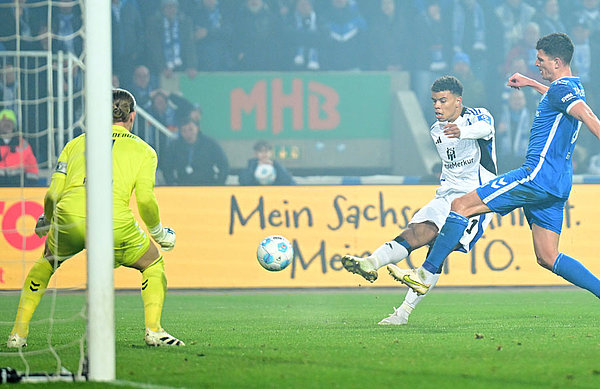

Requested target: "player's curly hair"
[
  {"left": 536, "top": 32, "right": 573, "bottom": 65},
  {"left": 431, "top": 75, "right": 463, "bottom": 96},
  {"left": 112, "top": 88, "right": 136, "bottom": 123}
]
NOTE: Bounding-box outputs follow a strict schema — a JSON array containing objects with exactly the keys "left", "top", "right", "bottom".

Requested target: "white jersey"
[
  {"left": 431, "top": 106, "right": 497, "bottom": 197},
  {"left": 408, "top": 107, "right": 498, "bottom": 253}
]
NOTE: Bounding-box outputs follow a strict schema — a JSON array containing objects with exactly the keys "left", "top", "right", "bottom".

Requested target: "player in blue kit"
[{"left": 389, "top": 32, "right": 600, "bottom": 299}]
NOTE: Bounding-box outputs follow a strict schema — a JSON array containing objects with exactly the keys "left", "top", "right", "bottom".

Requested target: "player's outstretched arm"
[
  {"left": 135, "top": 149, "right": 176, "bottom": 251},
  {"left": 507, "top": 72, "right": 548, "bottom": 95},
  {"left": 569, "top": 101, "right": 600, "bottom": 140}
]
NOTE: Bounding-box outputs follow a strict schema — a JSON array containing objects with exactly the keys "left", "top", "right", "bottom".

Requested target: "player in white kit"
[{"left": 341, "top": 75, "right": 498, "bottom": 325}]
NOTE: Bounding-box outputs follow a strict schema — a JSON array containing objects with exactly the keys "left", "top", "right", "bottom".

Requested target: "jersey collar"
[
  {"left": 551, "top": 76, "right": 579, "bottom": 85},
  {"left": 112, "top": 124, "right": 129, "bottom": 133}
]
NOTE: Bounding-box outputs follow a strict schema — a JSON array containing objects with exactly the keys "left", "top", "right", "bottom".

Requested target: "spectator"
[
  {"left": 130, "top": 65, "right": 155, "bottom": 109},
  {"left": 571, "top": 145, "right": 590, "bottom": 175},
  {"left": 0, "top": 0, "right": 42, "bottom": 51},
  {"left": 451, "top": 52, "right": 486, "bottom": 107},
  {"left": 587, "top": 152, "right": 600, "bottom": 175},
  {"left": 503, "top": 22, "right": 541, "bottom": 82},
  {"left": 239, "top": 140, "right": 295, "bottom": 185},
  {"left": 496, "top": 88, "right": 531, "bottom": 173},
  {"left": 574, "top": 19, "right": 600, "bottom": 111},
  {"left": 234, "top": 0, "right": 285, "bottom": 71},
  {"left": 0, "top": 109, "right": 39, "bottom": 187},
  {"left": 411, "top": 0, "right": 452, "bottom": 124},
  {"left": 111, "top": 0, "right": 145, "bottom": 86},
  {"left": 152, "top": 89, "right": 201, "bottom": 126},
  {"left": 192, "top": 0, "right": 234, "bottom": 71},
  {"left": 569, "top": 0, "right": 600, "bottom": 34},
  {"left": 161, "top": 119, "right": 229, "bottom": 186},
  {"left": 52, "top": 0, "right": 84, "bottom": 57},
  {"left": 146, "top": 0, "right": 197, "bottom": 80},
  {"left": 0, "top": 64, "right": 18, "bottom": 112},
  {"left": 56, "top": 59, "right": 84, "bottom": 138},
  {"left": 288, "top": 0, "right": 322, "bottom": 70},
  {"left": 141, "top": 89, "right": 178, "bottom": 154},
  {"left": 420, "top": 161, "right": 442, "bottom": 185},
  {"left": 534, "top": 0, "right": 567, "bottom": 37},
  {"left": 452, "top": 0, "right": 487, "bottom": 80},
  {"left": 275, "top": 0, "right": 296, "bottom": 19},
  {"left": 367, "top": 0, "right": 408, "bottom": 71},
  {"left": 32, "top": 23, "right": 51, "bottom": 52},
  {"left": 169, "top": 93, "right": 201, "bottom": 126},
  {"left": 320, "top": 0, "right": 368, "bottom": 70},
  {"left": 494, "top": 0, "right": 536, "bottom": 56},
  {"left": 571, "top": 21, "right": 592, "bottom": 84}
]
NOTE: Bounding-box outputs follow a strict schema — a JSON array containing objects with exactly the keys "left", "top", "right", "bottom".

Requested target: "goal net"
[{"left": 0, "top": 0, "right": 113, "bottom": 382}]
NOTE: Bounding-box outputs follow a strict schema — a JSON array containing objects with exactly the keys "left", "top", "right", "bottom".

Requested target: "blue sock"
[
  {"left": 422, "top": 212, "right": 468, "bottom": 274},
  {"left": 552, "top": 253, "right": 600, "bottom": 298},
  {"left": 425, "top": 245, "right": 444, "bottom": 274}
]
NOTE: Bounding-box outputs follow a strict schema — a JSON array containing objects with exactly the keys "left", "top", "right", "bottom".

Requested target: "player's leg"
[
  {"left": 379, "top": 245, "right": 442, "bottom": 325},
  {"left": 342, "top": 197, "right": 448, "bottom": 282},
  {"left": 382, "top": 212, "right": 492, "bottom": 325},
  {"left": 421, "top": 190, "right": 488, "bottom": 274},
  {"left": 387, "top": 169, "right": 538, "bottom": 293},
  {"left": 379, "top": 273, "right": 442, "bottom": 326},
  {"left": 341, "top": 223, "right": 437, "bottom": 282},
  {"left": 372, "top": 222, "right": 438, "bottom": 268},
  {"left": 129, "top": 242, "right": 165, "bottom": 331},
  {"left": 528, "top": 203, "right": 600, "bottom": 298},
  {"left": 387, "top": 190, "right": 488, "bottom": 294},
  {"left": 8, "top": 215, "right": 85, "bottom": 348},
  {"left": 116, "top": 222, "right": 184, "bottom": 346},
  {"left": 8, "top": 244, "right": 56, "bottom": 347}
]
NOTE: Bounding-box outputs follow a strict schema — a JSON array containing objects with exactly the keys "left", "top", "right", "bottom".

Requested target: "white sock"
[
  {"left": 401, "top": 272, "right": 441, "bottom": 312},
  {"left": 372, "top": 240, "right": 409, "bottom": 269},
  {"left": 417, "top": 266, "right": 438, "bottom": 285}
]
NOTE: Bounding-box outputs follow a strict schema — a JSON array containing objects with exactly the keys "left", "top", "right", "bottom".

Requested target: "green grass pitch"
[{"left": 1, "top": 289, "right": 599, "bottom": 388}]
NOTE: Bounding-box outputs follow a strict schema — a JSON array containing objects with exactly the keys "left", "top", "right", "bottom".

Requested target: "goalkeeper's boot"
[
  {"left": 145, "top": 328, "right": 185, "bottom": 347},
  {"left": 7, "top": 334, "right": 27, "bottom": 348},
  {"left": 387, "top": 264, "right": 430, "bottom": 295},
  {"left": 378, "top": 306, "right": 410, "bottom": 326},
  {"left": 341, "top": 255, "right": 378, "bottom": 283}
]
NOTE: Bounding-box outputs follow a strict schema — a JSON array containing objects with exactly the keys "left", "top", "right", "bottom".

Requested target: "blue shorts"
[{"left": 475, "top": 167, "right": 566, "bottom": 234}]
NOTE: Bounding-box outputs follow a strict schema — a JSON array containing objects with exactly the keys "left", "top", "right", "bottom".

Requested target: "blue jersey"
[{"left": 523, "top": 77, "right": 584, "bottom": 198}]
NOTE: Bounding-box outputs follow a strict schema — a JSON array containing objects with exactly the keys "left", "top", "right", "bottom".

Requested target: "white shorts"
[{"left": 409, "top": 194, "right": 492, "bottom": 253}]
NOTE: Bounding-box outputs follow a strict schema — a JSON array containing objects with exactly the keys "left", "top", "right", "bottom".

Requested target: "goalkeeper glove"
[
  {"left": 149, "top": 223, "right": 176, "bottom": 251},
  {"left": 35, "top": 213, "right": 50, "bottom": 237}
]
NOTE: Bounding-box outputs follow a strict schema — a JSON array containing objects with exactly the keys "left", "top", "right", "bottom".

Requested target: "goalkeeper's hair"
[
  {"left": 431, "top": 75, "right": 463, "bottom": 97},
  {"left": 536, "top": 32, "right": 573, "bottom": 65},
  {"left": 112, "top": 88, "right": 136, "bottom": 123}
]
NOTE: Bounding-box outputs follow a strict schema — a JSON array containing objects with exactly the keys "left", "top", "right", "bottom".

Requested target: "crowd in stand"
[{"left": 1, "top": 0, "right": 600, "bottom": 186}]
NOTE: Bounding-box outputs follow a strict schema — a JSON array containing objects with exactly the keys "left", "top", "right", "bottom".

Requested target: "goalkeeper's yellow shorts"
[{"left": 46, "top": 213, "right": 150, "bottom": 268}]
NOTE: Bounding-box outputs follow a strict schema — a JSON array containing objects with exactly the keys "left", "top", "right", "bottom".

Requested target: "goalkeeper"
[{"left": 7, "top": 88, "right": 184, "bottom": 348}]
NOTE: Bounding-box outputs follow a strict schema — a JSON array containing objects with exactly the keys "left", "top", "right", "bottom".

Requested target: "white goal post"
[{"left": 84, "top": 0, "right": 115, "bottom": 382}]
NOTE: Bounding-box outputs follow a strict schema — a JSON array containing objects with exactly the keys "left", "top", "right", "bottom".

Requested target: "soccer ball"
[
  {"left": 256, "top": 235, "right": 293, "bottom": 271},
  {"left": 254, "top": 163, "right": 276, "bottom": 185}
]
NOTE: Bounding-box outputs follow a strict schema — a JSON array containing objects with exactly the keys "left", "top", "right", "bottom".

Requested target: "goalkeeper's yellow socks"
[
  {"left": 141, "top": 256, "right": 167, "bottom": 332},
  {"left": 11, "top": 258, "right": 55, "bottom": 337}
]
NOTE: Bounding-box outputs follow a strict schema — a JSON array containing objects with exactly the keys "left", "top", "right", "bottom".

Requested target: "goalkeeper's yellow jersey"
[{"left": 49, "top": 125, "right": 161, "bottom": 229}]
